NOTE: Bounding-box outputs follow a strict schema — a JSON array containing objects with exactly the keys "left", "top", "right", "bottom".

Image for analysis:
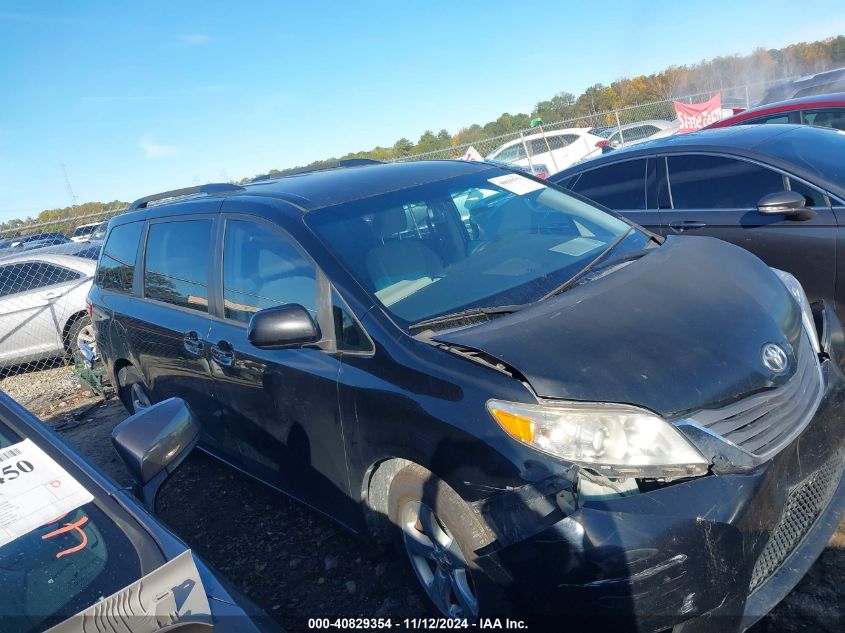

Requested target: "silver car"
[
  {"left": 0, "top": 253, "right": 95, "bottom": 368},
  {"left": 599, "top": 118, "right": 678, "bottom": 150}
]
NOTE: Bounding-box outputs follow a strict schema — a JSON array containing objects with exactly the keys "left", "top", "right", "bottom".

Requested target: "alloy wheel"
[
  {"left": 400, "top": 500, "right": 478, "bottom": 619},
  {"left": 76, "top": 324, "right": 96, "bottom": 349}
]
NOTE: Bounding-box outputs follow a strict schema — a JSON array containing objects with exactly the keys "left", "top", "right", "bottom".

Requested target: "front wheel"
[{"left": 388, "top": 464, "right": 505, "bottom": 619}]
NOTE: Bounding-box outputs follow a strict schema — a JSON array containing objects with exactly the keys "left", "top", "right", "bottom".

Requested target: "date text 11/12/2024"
[{"left": 307, "top": 618, "right": 529, "bottom": 630}]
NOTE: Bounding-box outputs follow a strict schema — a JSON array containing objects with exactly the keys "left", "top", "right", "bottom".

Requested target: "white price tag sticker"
[
  {"left": 0, "top": 438, "right": 94, "bottom": 548},
  {"left": 488, "top": 173, "right": 546, "bottom": 196}
]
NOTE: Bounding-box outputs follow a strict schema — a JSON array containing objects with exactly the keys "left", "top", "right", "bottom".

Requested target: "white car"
[
  {"left": 70, "top": 221, "right": 104, "bottom": 243},
  {"left": 0, "top": 254, "right": 95, "bottom": 368},
  {"left": 485, "top": 128, "right": 605, "bottom": 173}
]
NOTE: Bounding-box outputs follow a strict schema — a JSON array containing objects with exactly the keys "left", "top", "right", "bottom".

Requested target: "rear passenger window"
[
  {"left": 28, "top": 263, "right": 81, "bottom": 288},
  {"left": 0, "top": 265, "right": 19, "bottom": 296},
  {"left": 493, "top": 144, "right": 526, "bottom": 163},
  {"left": 144, "top": 220, "right": 212, "bottom": 312},
  {"left": 97, "top": 221, "right": 144, "bottom": 293},
  {"left": 568, "top": 160, "right": 647, "bottom": 210},
  {"left": 529, "top": 135, "right": 575, "bottom": 154},
  {"left": 667, "top": 156, "right": 784, "bottom": 209},
  {"left": 0, "top": 263, "right": 80, "bottom": 297},
  {"left": 801, "top": 108, "right": 845, "bottom": 131},
  {"left": 738, "top": 114, "right": 790, "bottom": 125},
  {"left": 222, "top": 220, "right": 317, "bottom": 324},
  {"left": 624, "top": 125, "right": 659, "bottom": 142}
]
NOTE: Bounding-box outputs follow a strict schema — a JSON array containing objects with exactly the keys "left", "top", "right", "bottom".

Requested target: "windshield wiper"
[
  {"left": 539, "top": 227, "right": 635, "bottom": 302},
  {"left": 409, "top": 304, "right": 527, "bottom": 333}
]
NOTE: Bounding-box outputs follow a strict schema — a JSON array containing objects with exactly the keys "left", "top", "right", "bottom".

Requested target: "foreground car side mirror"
[
  {"left": 757, "top": 190, "right": 815, "bottom": 220},
  {"left": 247, "top": 303, "right": 321, "bottom": 349},
  {"left": 112, "top": 397, "right": 200, "bottom": 509}
]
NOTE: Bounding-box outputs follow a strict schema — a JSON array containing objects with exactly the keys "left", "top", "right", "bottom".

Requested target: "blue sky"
[{"left": 1, "top": 1, "right": 844, "bottom": 220}]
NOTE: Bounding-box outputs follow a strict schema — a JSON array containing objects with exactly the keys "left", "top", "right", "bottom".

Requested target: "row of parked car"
[
  {"left": 0, "top": 220, "right": 106, "bottom": 255},
  {"left": 486, "top": 82, "right": 845, "bottom": 179},
  {"left": 3, "top": 85, "right": 845, "bottom": 632},
  {"left": 485, "top": 119, "right": 680, "bottom": 177}
]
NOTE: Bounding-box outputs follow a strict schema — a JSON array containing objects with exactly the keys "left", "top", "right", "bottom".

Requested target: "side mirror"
[
  {"left": 757, "top": 190, "right": 815, "bottom": 220},
  {"left": 111, "top": 397, "right": 200, "bottom": 510},
  {"left": 247, "top": 304, "right": 321, "bottom": 349}
]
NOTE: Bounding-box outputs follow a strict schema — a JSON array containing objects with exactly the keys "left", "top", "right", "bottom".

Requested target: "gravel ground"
[
  {"left": 0, "top": 362, "right": 88, "bottom": 417},
  {"left": 18, "top": 370, "right": 844, "bottom": 633}
]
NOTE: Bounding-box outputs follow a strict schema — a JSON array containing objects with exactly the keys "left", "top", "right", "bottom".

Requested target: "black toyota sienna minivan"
[{"left": 89, "top": 160, "right": 845, "bottom": 631}]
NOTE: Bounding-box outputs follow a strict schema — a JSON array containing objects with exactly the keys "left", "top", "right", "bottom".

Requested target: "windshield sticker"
[
  {"left": 375, "top": 277, "right": 438, "bottom": 307},
  {"left": 0, "top": 439, "right": 94, "bottom": 548},
  {"left": 550, "top": 237, "right": 605, "bottom": 257},
  {"left": 488, "top": 173, "right": 546, "bottom": 195}
]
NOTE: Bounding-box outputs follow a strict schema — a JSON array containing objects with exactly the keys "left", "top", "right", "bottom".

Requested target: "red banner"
[{"left": 673, "top": 93, "right": 722, "bottom": 133}]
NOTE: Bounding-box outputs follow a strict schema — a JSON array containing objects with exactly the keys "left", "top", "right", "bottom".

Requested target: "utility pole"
[{"left": 60, "top": 163, "right": 78, "bottom": 207}]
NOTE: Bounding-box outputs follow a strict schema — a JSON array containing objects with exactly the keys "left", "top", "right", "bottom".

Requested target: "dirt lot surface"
[
  {"left": 24, "top": 389, "right": 845, "bottom": 632},
  {"left": 0, "top": 362, "right": 90, "bottom": 418}
]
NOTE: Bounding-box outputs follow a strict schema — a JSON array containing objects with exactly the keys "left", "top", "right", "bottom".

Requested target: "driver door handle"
[
  {"left": 668, "top": 220, "right": 707, "bottom": 233},
  {"left": 183, "top": 330, "right": 205, "bottom": 356}
]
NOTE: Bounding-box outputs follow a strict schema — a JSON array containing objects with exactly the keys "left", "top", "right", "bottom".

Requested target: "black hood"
[{"left": 434, "top": 237, "right": 804, "bottom": 418}]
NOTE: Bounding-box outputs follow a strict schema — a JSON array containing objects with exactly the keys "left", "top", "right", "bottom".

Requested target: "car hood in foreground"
[{"left": 433, "top": 236, "right": 804, "bottom": 418}]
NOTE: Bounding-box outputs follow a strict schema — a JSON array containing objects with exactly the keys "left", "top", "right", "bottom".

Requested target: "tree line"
[{"left": 0, "top": 201, "right": 127, "bottom": 236}]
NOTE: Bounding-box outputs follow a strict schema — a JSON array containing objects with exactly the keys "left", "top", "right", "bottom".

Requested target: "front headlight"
[
  {"left": 487, "top": 399, "right": 709, "bottom": 480},
  {"left": 771, "top": 268, "right": 820, "bottom": 354}
]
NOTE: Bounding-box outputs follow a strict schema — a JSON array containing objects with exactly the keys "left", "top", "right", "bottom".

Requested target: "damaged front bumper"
[{"left": 472, "top": 306, "right": 845, "bottom": 632}]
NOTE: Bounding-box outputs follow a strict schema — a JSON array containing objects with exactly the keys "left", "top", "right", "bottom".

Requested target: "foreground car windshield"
[
  {"left": 306, "top": 169, "right": 649, "bottom": 326},
  {"left": 0, "top": 423, "right": 140, "bottom": 633}
]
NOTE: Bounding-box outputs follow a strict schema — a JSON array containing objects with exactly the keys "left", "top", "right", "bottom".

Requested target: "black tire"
[
  {"left": 117, "top": 365, "right": 151, "bottom": 414},
  {"left": 64, "top": 315, "right": 95, "bottom": 354},
  {"left": 388, "top": 464, "right": 507, "bottom": 619}
]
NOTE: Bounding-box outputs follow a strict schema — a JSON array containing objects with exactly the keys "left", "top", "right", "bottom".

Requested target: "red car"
[{"left": 705, "top": 92, "right": 845, "bottom": 131}]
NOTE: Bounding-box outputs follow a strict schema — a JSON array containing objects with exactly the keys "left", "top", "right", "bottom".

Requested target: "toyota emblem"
[{"left": 761, "top": 343, "right": 789, "bottom": 375}]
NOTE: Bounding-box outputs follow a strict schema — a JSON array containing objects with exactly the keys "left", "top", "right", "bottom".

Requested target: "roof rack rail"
[
  {"left": 128, "top": 183, "right": 246, "bottom": 211},
  {"left": 251, "top": 158, "right": 383, "bottom": 182}
]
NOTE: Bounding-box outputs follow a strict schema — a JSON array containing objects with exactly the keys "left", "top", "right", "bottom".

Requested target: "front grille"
[
  {"left": 689, "top": 335, "right": 822, "bottom": 458},
  {"left": 749, "top": 447, "right": 845, "bottom": 591}
]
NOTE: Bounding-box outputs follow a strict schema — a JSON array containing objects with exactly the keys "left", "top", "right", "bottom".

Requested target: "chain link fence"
[
  {"left": 0, "top": 207, "right": 128, "bottom": 412},
  {"left": 395, "top": 79, "right": 782, "bottom": 173}
]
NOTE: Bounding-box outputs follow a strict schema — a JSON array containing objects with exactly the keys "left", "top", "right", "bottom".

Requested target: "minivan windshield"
[{"left": 306, "top": 169, "right": 651, "bottom": 327}]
